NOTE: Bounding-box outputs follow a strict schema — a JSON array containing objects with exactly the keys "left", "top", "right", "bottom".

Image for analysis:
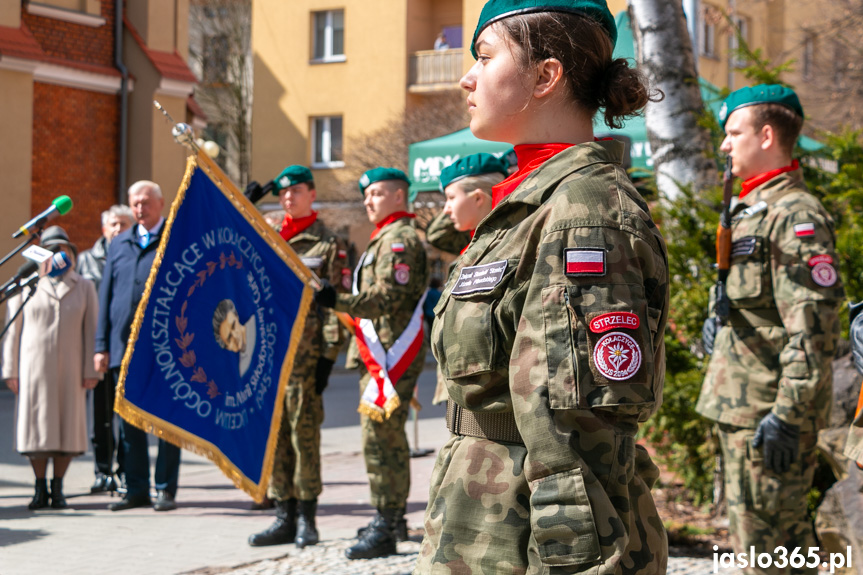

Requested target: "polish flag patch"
[
  {"left": 338, "top": 249, "right": 348, "bottom": 259},
  {"left": 391, "top": 243, "right": 405, "bottom": 253},
  {"left": 564, "top": 248, "right": 605, "bottom": 276},
  {"left": 794, "top": 223, "right": 815, "bottom": 237}
]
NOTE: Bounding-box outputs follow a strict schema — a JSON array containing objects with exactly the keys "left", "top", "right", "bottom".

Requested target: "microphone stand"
[
  {"left": 0, "top": 231, "right": 41, "bottom": 270},
  {"left": 0, "top": 282, "right": 38, "bottom": 341}
]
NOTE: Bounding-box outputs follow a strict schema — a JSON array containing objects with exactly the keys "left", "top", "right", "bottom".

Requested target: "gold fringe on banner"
[{"left": 115, "top": 152, "right": 315, "bottom": 501}]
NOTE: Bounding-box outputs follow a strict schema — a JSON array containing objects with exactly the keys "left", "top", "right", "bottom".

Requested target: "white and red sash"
[{"left": 352, "top": 250, "right": 427, "bottom": 421}]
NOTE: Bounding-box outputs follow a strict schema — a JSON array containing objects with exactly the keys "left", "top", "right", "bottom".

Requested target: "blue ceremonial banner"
[{"left": 116, "top": 153, "right": 313, "bottom": 499}]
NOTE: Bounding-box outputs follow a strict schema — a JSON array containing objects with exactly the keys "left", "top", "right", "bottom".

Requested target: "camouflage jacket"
[
  {"left": 425, "top": 210, "right": 471, "bottom": 256},
  {"left": 288, "top": 218, "right": 349, "bottom": 364},
  {"left": 845, "top": 309, "right": 863, "bottom": 462},
  {"left": 432, "top": 137, "right": 668, "bottom": 518},
  {"left": 696, "top": 169, "right": 844, "bottom": 432},
  {"left": 335, "top": 216, "right": 428, "bottom": 370}
]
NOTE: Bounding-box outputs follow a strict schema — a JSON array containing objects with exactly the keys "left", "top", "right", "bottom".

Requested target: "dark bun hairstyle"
[{"left": 495, "top": 11, "right": 661, "bottom": 129}]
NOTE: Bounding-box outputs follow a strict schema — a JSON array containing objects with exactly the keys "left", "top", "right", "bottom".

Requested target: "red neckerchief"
[
  {"left": 371, "top": 211, "right": 415, "bottom": 240},
  {"left": 459, "top": 230, "right": 476, "bottom": 255},
  {"left": 491, "top": 143, "right": 574, "bottom": 208},
  {"left": 740, "top": 160, "right": 799, "bottom": 199},
  {"left": 280, "top": 211, "right": 318, "bottom": 241}
]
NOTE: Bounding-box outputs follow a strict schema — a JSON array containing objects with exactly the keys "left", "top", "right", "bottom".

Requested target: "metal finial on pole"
[{"left": 153, "top": 100, "right": 200, "bottom": 153}]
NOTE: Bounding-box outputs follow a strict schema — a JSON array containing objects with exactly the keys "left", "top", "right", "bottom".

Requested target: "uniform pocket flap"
[{"left": 529, "top": 468, "right": 601, "bottom": 566}]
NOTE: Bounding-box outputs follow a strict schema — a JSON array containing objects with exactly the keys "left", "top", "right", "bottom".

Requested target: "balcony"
[{"left": 408, "top": 48, "right": 463, "bottom": 93}]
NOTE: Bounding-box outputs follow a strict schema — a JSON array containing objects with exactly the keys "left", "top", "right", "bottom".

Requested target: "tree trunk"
[{"left": 630, "top": 0, "right": 718, "bottom": 199}]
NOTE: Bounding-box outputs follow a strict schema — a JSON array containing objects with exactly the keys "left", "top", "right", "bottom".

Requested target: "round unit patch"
[
  {"left": 394, "top": 263, "right": 410, "bottom": 285},
  {"left": 593, "top": 332, "right": 642, "bottom": 381},
  {"left": 811, "top": 262, "right": 837, "bottom": 287}
]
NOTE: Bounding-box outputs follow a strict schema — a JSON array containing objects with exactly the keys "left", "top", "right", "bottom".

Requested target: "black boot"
[
  {"left": 295, "top": 499, "right": 319, "bottom": 548},
  {"left": 248, "top": 498, "right": 297, "bottom": 546},
  {"left": 50, "top": 478, "right": 68, "bottom": 509},
  {"left": 28, "top": 478, "right": 49, "bottom": 511},
  {"left": 357, "top": 507, "right": 408, "bottom": 542},
  {"left": 345, "top": 508, "right": 398, "bottom": 560}
]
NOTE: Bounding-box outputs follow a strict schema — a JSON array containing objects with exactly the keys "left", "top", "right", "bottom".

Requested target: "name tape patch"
[
  {"left": 794, "top": 223, "right": 815, "bottom": 237},
  {"left": 301, "top": 256, "right": 323, "bottom": 269},
  {"left": 451, "top": 260, "right": 508, "bottom": 295},
  {"left": 731, "top": 237, "right": 757, "bottom": 257},
  {"left": 564, "top": 248, "right": 605, "bottom": 276},
  {"left": 589, "top": 312, "right": 640, "bottom": 333},
  {"left": 736, "top": 201, "right": 768, "bottom": 220},
  {"left": 808, "top": 254, "right": 833, "bottom": 267}
]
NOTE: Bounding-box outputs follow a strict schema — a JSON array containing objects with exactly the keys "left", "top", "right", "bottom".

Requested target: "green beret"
[
  {"left": 359, "top": 167, "right": 414, "bottom": 201},
  {"left": 471, "top": 0, "right": 617, "bottom": 58},
  {"left": 439, "top": 153, "right": 509, "bottom": 192},
  {"left": 719, "top": 84, "right": 804, "bottom": 129},
  {"left": 272, "top": 165, "right": 313, "bottom": 193}
]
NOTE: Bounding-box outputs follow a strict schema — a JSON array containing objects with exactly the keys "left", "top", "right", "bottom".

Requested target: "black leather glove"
[
  {"left": 244, "top": 180, "right": 275, "bottom": 204},
  {"left": 752, "top": 413, "right": 800, "bottom": 474},
  {"left": 702, "top": 317, "right": 719, "bottom": 355},
  {"left": 314, "top": 279, "right": 336, "bottom": 309},
  {"left": 315, "top": 358, "right": 335, "bottom": 395}
]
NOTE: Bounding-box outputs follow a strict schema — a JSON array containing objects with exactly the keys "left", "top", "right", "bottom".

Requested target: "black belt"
[
  {"left": 446, "top": 401, "right": 524, "bottom": 445},
  {"left": 727, "top": 308, "right": 783, "bottom": 328}
]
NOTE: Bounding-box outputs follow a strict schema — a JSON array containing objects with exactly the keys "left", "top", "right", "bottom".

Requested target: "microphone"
[
  {"left": 0, "top": 260, "right": 38, "bottom": 294},
  {"left": 1, "top": 269, "right": 39, "bottom": 301},
  {"left": 12, "top": 196, "right": 73, "bottom": 238},
  {"left": 47, "top": 251, "right": 71, "bottom": 278}
]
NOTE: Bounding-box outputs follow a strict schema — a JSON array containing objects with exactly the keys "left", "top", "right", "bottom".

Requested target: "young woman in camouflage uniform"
[{"left": 415, "top": 1, "right": 669, "bottom": 573}]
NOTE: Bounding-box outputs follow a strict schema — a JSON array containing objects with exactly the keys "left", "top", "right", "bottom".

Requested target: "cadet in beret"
[
  {"left": 315, "top": 167, "right": 428, "bottom": 560},
  {"left": 697, "top": 85, "right": 844, "bottom": 571},
  {"left": 425, "top": 152, "right": 507, "bottom": 260},
  {"left": 248, "top": 165, "right": 349, "bottom": 549},
  {"left": 415, "top": 0, "right": 669, "bottom": 572}
]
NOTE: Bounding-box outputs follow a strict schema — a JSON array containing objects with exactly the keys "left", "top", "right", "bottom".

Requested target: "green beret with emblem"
[
  {"left": 272, "top": 165, "right": 314, "bottom": 193},
  {"left": 471, "top": 0, "right": 617, "bottom": 58},
  {"left": 719, "top": 84, "right": 804, "bottom": 129},
  {"left": 359, "top": 167, "right": 415, "bottom": 201},
  {"left": 439, "top": 153, "right": 509, "bottom": 192}
]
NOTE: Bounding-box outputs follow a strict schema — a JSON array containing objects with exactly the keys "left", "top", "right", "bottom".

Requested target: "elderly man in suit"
[{"left": 94, "top": 180, "right": 181, "bottom": 512}]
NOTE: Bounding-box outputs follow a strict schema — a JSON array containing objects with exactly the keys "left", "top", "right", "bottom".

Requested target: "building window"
[
  {"left": 312, "top": 10, "right": 345, "bottom": 63},
  {"left": 802, "top": 34, "right": 815, "bottom": 81},
  {"left": 311, "top": 116, "right": 344, "bottom": 168},
  {"left": 730, "top": 16, "right": 749, "bottom": 68},
  {"left": 699, "top": 6, "right": 718, "bottom": 58}
]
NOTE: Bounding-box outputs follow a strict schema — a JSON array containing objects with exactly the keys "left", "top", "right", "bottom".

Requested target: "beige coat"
[{"left": 2, "top": 271, "right": 98, "bottom": 454}]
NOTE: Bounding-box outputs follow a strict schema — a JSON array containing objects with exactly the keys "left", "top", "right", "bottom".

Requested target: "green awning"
[{"left": 409, "top": 128, "right": 511, "bottom": 193}]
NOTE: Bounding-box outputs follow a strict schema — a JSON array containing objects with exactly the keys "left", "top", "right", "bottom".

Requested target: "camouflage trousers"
[
  {"left": 359, "top": 349, "right": 424, "bottom": 510},
  {"left": 415, "top": 428, "right": 667, "bottom": 574},
  {"left": 267, "top": 371, "right": 323, "bottom": 502},
  {"left": 718, "top": 424, "right": 819, "bottom": 575}
]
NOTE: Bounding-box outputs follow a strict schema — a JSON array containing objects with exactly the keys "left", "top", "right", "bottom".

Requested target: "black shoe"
[
  {"left": 108, "top": 494, "right": 151, "bottom": 511},
  {"left": 295, "top": 499, "right": 319, "bottom": 549},
  {"left": 248, "top": 498, "right": 297, "bottom": 547},
  {"left": 28, "top": 479, "right": 49, "bottom": 511},
  {"left": 357, "top": 509, "right": 408, "bottom": 542},
  {"left": 153, "top": 490, "right": 176, "bottom": 512},
  {"left": 345, "top": 509, "right": 397, "bottom": 560},
  {"left": 90, "top": 473, "right": 109, "bottom": 494},
  {"left": 50, "top": 478, "right": 68, "bottom": 509}
]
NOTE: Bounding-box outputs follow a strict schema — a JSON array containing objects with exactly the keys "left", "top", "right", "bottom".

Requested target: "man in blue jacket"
[{"left": 94, "top": 180, "right": 181, "bottom": 512}]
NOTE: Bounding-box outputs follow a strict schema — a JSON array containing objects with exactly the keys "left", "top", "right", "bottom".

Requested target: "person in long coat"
[{"left": 2, "top": 226, "right": 99, "bottom": 510}]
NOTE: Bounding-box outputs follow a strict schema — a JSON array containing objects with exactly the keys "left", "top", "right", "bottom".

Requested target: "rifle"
[{"left": 715, "top": 155, "right": 734, "bottom": 324}]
